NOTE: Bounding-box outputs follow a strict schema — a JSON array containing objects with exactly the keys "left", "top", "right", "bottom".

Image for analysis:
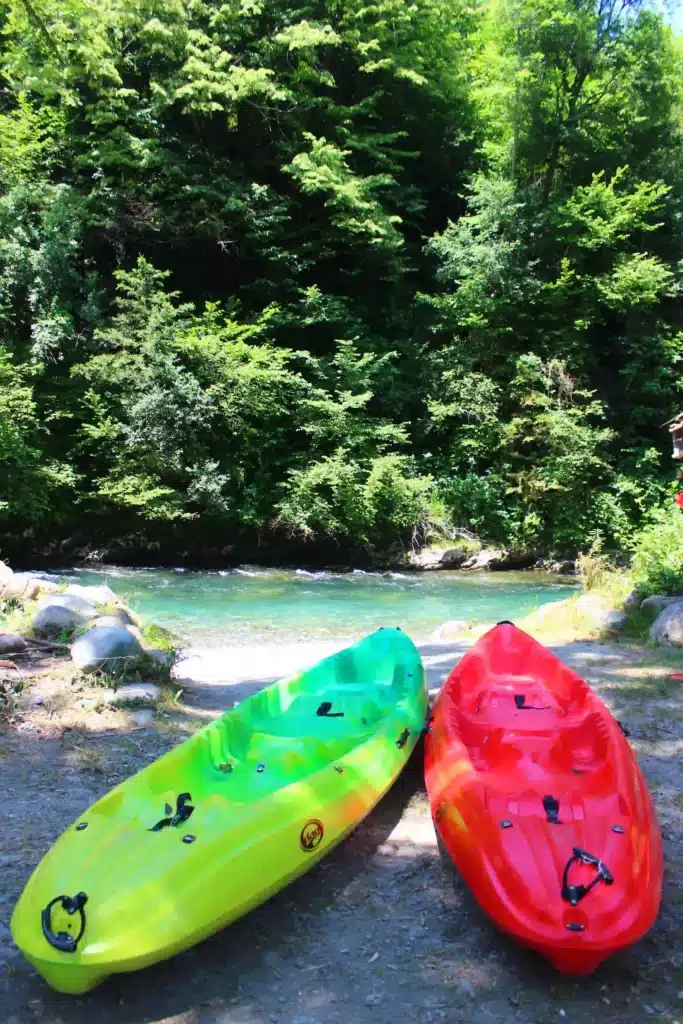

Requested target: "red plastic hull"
[{"left": 424, "top": 622, "right": 663, "bottom": 974}]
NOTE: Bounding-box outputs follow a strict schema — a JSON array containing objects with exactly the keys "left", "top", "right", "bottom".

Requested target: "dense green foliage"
[
  {"left": 631, "top": 504, "right": 683, "bottom": 596},
  {"left": 0, "top": 0, "right": 682, "bottom": 561}
]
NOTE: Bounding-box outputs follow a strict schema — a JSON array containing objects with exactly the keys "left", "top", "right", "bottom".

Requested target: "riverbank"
[{"left": 1, "top": 626, "right": 682, "bottom": 1024}]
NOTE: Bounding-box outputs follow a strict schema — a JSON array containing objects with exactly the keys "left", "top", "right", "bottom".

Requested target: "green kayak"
[{"left": 11, "top": 627, "right": 427, "bottom": 994}]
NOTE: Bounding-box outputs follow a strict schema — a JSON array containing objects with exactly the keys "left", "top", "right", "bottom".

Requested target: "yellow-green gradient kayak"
[{"left": 11, "top": 628, "right": 427, "bottom": 994}]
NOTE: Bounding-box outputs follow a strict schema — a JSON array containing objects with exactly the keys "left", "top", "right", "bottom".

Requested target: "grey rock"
[
  {"left": 2, "top": 573, "right": 42, "bottom": 601},
  {"left": 461, "top": 549, "right": 502, "bottom": 571},
  {"left": 130, "top": 709, "right": 155, "bottom": 729},
  {"left": 65, "top": 583, "right": 118, "bottom": 607},
  {"left": 32, "top": 602, "right": 94, "bottom": 637},
  {"left": 145, "top": 647, "right": 175, "bottom": 668},
  {"left": 0, "top": 560, "right": 13, "bottom": 583},
  {"left": 463, "top": 549, "right": 537, "bottom": 571},
  {"left": 439, "top": 547, "right": 469, "bottom": 569},
  {"left": 408, "top": 547, "right": 468, "bottom": 571},
  {"left": 38, "top": 592, "right": 98, "bottom": 618},
  {"left": 650, "top": 600, "right": 683, "bottom": 647},
  {"left": 640, "top": 594, "right": 680, "bottom": 615},
  {"left": 71, "top": 625, "right": 144, "bottom": 673},
  {"left": 91, "top": 614, "right": 133, "bottom": 630},
  {"left": 431, "top": 619, "right": 472, "bottom": 642},
  {"left": 546, "top": 559, "right": 576, "bottom": 575},
  {"left": 0, "top": 634, "right": 27, "bottom": 655},
  {"left": 106, "top": 683, "right": 161, "bottom": 706},
  {"left": 575, "top": 593, "right": 626, "bottom": 630},
  {"left": 88, "top": 618, "right": 143, "bottom": 644},
  {"left": 622, "top": 589, "right": 641, "bottom": 612},
  {"left": 33, "top": 578, "right": 61, "bottom": 595},
  {"left": 604, "top": 609, "right": 627, "bottom": 630},
  {"left": 365, "top": 993, "right": 384, "bottom": 1006}
]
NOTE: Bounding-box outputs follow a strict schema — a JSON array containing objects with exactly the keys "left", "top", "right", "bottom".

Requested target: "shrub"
[{"left": 631, "top": 503, "right": 683, "bottom": 596}]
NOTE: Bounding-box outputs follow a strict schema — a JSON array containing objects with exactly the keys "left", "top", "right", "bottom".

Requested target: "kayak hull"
[
  {"left": 12, "top": 628, "right": 427, "bottom": 993},
  {"left": 425, "top": 622, "right": 662, "bottom": 974}
]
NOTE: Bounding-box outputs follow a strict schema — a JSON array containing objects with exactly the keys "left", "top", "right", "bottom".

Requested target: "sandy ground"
[{"left": 1, "top": 635, "right": 682, "bottom": 1024}]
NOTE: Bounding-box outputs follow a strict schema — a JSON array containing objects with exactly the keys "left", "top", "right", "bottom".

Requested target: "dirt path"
[{"left": 1, "top": 639, "right": 682, "bottom": 1024}]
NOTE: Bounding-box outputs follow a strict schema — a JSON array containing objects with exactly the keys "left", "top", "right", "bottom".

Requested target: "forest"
[{"left": 0, "top": 0, "right": 682, "bottom": 565}]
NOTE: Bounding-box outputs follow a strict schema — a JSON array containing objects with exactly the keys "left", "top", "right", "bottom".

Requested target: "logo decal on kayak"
[{"left": 300, "top": 819, "right": 324, "bottom": 852}]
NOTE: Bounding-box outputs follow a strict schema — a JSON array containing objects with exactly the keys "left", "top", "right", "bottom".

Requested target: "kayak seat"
[
  {"left": 542, "top": 713, "right": 611, "bottom": 775},
  {"left": 465, "top": 680, "right": 564, "bottom": 727},
  {"left": 266, "top": 693, "right": 387, "bottom": 735},
  {"left": 473, "top": 728, "right": 523, "bottom": 772},
  {"left": 205, "top": 715, "right": 252, "bottom": 768},
  {"left": 244, "top": 732, "right": 331, "bottom": 774}
]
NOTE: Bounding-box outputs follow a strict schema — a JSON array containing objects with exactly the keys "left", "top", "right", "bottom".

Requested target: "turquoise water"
[{"left": 38, "top": 566, "right": 578, "bottom": 646}]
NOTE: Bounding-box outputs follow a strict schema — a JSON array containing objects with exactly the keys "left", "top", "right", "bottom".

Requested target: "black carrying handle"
[
  {"left": 41, "top": 892, "right": 88, "bottom": 953},
  {"left": 316, "top": 701, "right": 344, "bottom": 718},
  {"left": 561, "top": 847, "right": 614, "bottom": 906},
  {"left": 150, "top": 792, "right": 194, "bottom": 832}
]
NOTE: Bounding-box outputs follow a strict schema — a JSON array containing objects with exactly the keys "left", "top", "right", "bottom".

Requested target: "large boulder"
[
  {"left": 407, "top": 547, "right": 468, "bottom": 571},
  {"left": 461, "top": 549, "right": 504, "bottom": 571},
  {"left": 38, "top": 593, "right": 98, "bottom": 618},
  {"left": 462, "top": 548, "right": 537, "bottom": 571},
  {"left": 2, "top": 573, "right": 42, "bottom": 601},
  {"left": 640, "top": 594, "right": 681, "bottom": 616},
  {"left": 32, "top": 601, "right": 96, "bottom": 637},
  {"left": 649, "top": 601, "right": 683, "bottom": 647},
  {"left": 65, "top": 583, "right": 118, "bottom": 607},
  {"left": 71, "top": 625, "right": 144, "bottom": 673}
]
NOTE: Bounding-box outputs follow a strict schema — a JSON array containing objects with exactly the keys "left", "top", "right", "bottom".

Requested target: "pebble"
[{"left": 365, "top": 993, "right": 384, "bottom": 1006}]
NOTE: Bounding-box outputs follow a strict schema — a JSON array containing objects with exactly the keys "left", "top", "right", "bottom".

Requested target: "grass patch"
[
  {"left": 0, "top": 598, "right": 39, "bottom": 637},
  {"left": 80, "top": 649, "right": 176, "bottom": 689},
  {"left": 518, "top": 595, "right": 598, "bottom": 642},
  {"left": 420, "top": 536, "right": 481, "bottom": 556},
  {"left": 62, "top": 737, "right": 105, "bottom": 772},
  {"left": 140, "top": 621, "right": 181, "bottom": 652}
]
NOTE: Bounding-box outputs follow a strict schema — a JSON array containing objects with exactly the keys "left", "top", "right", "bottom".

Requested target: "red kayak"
[{"left": 424, "top": 622, "right": 662, "bottom": 974}]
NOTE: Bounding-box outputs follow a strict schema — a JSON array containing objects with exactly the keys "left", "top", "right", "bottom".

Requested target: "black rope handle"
[
  {"left": 561, "top": 847, "right": 614, "bottom": 905},
  {"left": 316, "top": 701, "right": 344, "bottom": 718},
  {"left": 41, "top": 892, "right": 88, "bottom": 953},
  {"left": 150, "top": 792, "right": 194, "bottom": 832}
]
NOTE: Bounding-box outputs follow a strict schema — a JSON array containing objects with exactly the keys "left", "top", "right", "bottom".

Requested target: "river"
[{"left": 37, "top": 565, "right": 578, "bottom": 646}]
